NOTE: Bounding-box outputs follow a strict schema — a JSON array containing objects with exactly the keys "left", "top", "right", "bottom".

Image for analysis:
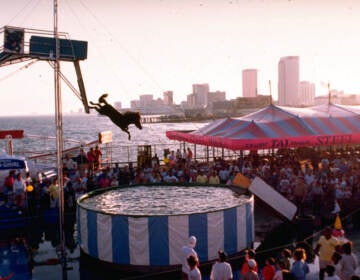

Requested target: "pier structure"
[
  {"left": 0, "top": 24, "right": 90, "bottom": 280},
  {"left": 0, "top": 25, "right": 89, "bottom": 113}
]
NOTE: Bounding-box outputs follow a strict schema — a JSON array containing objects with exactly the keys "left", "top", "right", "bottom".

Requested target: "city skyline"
[{"left": 1, "top": 0, "right": 360, "bottom": 116}]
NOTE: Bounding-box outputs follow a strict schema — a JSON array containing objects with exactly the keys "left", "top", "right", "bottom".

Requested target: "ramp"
[{"left": 249, "top": 176, "right": 297, "bottom": 221}]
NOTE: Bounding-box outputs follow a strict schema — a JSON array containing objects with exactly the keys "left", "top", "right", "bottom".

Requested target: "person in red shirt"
[
  {"left": 241, "top": 249, "right": 258, "bottom": 276},
  {"left": 261, "top": 257, "right": 276, "bottom": 280},
  {"left": 87, "top": 147, "right": 96, "bottom": 172},
  {"left": 94, "top": 145, "right": 102, "bottom": 170},
  {"left": 2, "top": 170, "right": 15, "bottom": 201},
  {"left": 186, "top": 147, "right": 193, "bottom": 166}
]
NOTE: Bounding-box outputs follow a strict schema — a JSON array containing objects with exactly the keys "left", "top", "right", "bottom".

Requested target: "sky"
[{"left": 1, "top": 0, "right": 360, "bottom": 116}]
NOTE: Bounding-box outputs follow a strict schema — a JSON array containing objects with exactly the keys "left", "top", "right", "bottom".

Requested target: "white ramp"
[{"left": 249, "top": 176, "right": 297, "bottom": 221}]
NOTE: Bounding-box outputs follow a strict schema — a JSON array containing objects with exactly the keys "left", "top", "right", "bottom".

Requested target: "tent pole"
[{"left": 194, "top": 144, "right": 196, "bottom": 162}]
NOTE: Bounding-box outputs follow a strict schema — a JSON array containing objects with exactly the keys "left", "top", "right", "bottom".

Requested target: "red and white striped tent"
[{"left": 166, "top": 103, "right": 360, "bottom": 151}]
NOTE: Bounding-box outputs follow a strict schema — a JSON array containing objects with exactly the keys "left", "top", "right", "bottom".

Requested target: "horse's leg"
[
  {"left": 89, "top": 101, "right": 101, "bottom": 109},
  {"left": 122, "top": 127, "right": 131, "bottom": 140}
]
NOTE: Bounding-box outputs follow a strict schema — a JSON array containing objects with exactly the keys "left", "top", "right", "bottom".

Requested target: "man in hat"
[
  {"left": 241, "top": 249, "right": 258, "bottom": 275},
  {"left": 181, "top": 236, "right": 198, "bottom": 280},
  {"left": 242, "top": 259, "right": 259, "bottom": 280},
  {"left": 210, "top": 250, "right": 233, "bottom": 280}
]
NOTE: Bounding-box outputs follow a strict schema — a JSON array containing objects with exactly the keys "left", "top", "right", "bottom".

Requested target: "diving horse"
[{"left": 88, "top": 93, "right": 142, "bottom": 140}]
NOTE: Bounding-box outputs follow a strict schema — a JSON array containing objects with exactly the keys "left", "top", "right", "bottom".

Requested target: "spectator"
[
  {"left": 314, "top": 227, "right": 339, "bottom": 280},
  {"left": 339, "top": 241, "right": 358, "bottom": 280},
  {"left": 181, "top": 236, "right": 198, "bottom": 280},
  {"left": 13, "top": 173, "right": 26, "bottom": 208},
  {"left": 187, "top": 254, "right": 201, "bottom": 280},
  {"left": 290, "top": 248, "right": 309, "bottom": 280},
  {"left": 261, "top": 257, "right": 276, "bottom": 280},
  {"left": 87, "top": 147, "right": 96, "bottom": 172},
  {"left": 2, "top": 170, "right": 15, "bottom": 202},
  {"left": 242, "top": 259, "right": 259, "bottom": 280},
  {"left": 241, "top": 249, "right": 258, "bottom": 276},
  {"left": 210, "top": 250, "right": 233, "bottom": 280},
  {"left": 273, "top": 259, "right": 293, "bottom": 280},
  {"left": 63, "top": 154, "right": 77, "bottom": 176},
  {"left": 280, "top": 248, "right": 292, "bottom": 270},
  {"left": 48, "top": 178, "right": 59, "bottom": 208},
  {"left": 75, "top": 148, "right": 88, "bottom": 176},
  {"left": 293, "top": 175, "right": 307, "bottom": 216},
  {"left": 94, "top": 145, "right": 102, "bottom": 170},
  {"left": 196, "top": 170, "right": 208, "bottom": 184},
  {"left": 331, "top": 251, "right": 342, "bottom": 279},
  {"left": 151, "top": 153, "right": 160, "bottom": 169},
  {"left": 324, "top": 265, "right": 340, "bottom": 280},
  {"left": 208, "top": 170, "right": 220, "bottom": 185}
]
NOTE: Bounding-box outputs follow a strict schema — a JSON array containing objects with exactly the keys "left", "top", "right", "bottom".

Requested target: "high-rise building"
[
  {"left": 242, "top": 69, "right": 258, "bottom": 98},
  {"left": 278, "top": 56, "right": 300, "bottom": 106},
  {"left": 299, "top": 81, "right": 315, "bottom": 106},
  {"left": 114, "top": 101, "right": 122, "bottom": 110},
  {"left": 192, "top": 83, "right": 209, "bottom": 107},
  {"left": 163, "top": 91, "right": 174, "bottom": 106}
]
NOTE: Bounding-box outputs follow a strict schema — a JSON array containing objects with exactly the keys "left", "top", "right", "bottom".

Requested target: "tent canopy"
[{"left": 166, "top": 103, "right": 360, "bottom": 151}]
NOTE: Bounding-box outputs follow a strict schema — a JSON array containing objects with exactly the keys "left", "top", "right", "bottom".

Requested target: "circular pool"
[{"left": 77, "top": 185, "right": 254, "bottom": 271}]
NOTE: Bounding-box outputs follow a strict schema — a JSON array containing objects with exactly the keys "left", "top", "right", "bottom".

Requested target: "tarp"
[{"left": 166, "top": 103, "right": 360, "bottom": 150}]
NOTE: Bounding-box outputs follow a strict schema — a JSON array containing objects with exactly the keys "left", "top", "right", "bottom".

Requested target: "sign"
[
  {"left": 98, "top": 131, "right": 112, "bottom": 144},
  {"left": 0, "top": 130, "right": 24, "bottom": 139},
  {"left": 0, "top": 158, "right": 26, "bottom": 170}
]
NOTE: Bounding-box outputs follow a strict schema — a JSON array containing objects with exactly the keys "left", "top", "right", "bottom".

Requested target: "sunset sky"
[{"left": 1, "top": 0, "right": 360, "bottom": 116}]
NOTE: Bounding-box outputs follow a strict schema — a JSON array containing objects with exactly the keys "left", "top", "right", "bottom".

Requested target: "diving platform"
[{"left": 0, "top": 26, "right": 90, "bottom": 113}]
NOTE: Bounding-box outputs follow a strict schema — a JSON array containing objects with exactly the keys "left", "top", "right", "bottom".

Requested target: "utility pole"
[{"left": 53, "top": 0, "right": 67, "bottom": 279}]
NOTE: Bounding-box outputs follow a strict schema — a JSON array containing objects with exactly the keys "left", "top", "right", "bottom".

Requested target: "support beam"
[{"left": 74, "top": 60, "right": 89, "bottom": 113}]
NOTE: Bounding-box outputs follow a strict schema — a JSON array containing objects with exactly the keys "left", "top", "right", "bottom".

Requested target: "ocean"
[{"left": 0, "top": 114, "right": 207, "bottom": 164}]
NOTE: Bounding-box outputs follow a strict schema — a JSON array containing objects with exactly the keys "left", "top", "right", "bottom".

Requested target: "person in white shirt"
[
  {"left": 181, "top": 236, "right": 199, "bottom": 280},
  {"left": 187, "top": 254, "right": 201, "bottom": 280},
  {"left": 210, "top": 250, "right": 233, "bottom": 280},
  {"left": 13, "top": 173, "right": 26, "bottom": 208}
]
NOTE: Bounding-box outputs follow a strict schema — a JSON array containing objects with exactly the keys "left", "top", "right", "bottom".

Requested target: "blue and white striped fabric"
[{"left": 77, "top": 195, "right": 254, "bottom": 266}]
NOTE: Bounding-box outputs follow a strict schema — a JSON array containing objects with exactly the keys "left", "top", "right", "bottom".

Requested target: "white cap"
[
  {"left": 188, "top": 236, "right": 197, "bottom": 248},
  {"left": 248, "top": 259, "right": 257, "bottom": 269}
]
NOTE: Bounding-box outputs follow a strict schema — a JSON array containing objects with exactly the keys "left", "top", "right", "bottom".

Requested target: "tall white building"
[
  {"left": 192, "top": 83, "right": 209, "bottom": 107},
  {"left": 242, "top": 69, "right": 258, "bottom": 98},
  {"left": 278, "top": 56, "right": 300, "bottom": 106},
  {"left": 114, "top": 101, "right": 122, "bottom": 110},
  {"left": 299, "top": 81, "right": 315, "bottom": 106},
  {"left": 163, "top": 91, "right": 173, "bottom": 106}
]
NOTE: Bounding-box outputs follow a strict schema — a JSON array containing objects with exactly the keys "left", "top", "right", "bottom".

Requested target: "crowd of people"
[
  {"left": 2, "top": 144, "right": 360, "bottom": 219},
  {"left": 1, "top": 144, "right": 360, "bottom": 279},
  {"left": 181, "top": 229, "right": 359, "bottom": 280}
]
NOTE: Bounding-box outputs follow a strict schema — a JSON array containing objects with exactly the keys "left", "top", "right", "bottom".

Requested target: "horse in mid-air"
[{"left": 89, "top": 93, "right": 142, "bottom": 140}]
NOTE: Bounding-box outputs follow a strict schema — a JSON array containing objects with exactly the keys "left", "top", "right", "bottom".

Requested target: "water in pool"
[{"left": 79, "top": 185, "right": 248, "bottom": 215}]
